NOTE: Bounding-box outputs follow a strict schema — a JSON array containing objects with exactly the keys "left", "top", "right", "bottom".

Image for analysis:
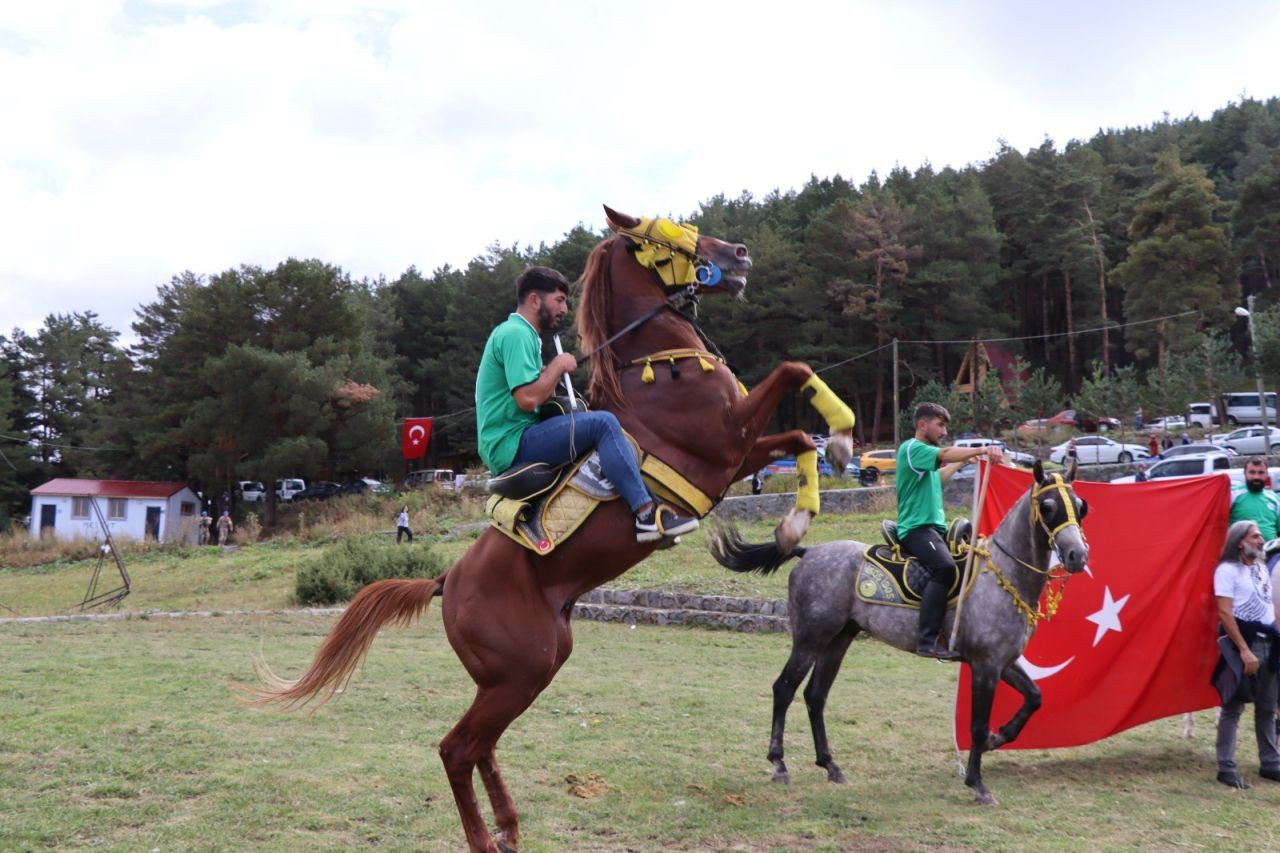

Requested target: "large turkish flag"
[
  {"left": 401, "top": 418, "right": 433, "bottom": 461},
  {"left": 954, "top": 463, "right": 1227, "bottom": 750}
]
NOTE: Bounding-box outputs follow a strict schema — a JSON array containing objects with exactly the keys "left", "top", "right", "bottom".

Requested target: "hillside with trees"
[{"left": 4, "top": 97, "right": 1280, "bottom": 528}]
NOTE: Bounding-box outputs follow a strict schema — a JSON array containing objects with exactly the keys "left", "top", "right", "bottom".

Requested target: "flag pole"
[{"left": 950, "top": 457, "right": 994, "bottom": 649}]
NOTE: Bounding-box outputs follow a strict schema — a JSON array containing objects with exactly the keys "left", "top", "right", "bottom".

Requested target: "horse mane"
[{"left": 576, "top": 237, "right": 626, "bottom": 409}]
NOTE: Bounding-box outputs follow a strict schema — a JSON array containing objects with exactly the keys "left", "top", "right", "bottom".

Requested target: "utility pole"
[
  {"left": 1237, "top": 295, "right": 1271, "bottom": 451},
  {"left": 892, "top": 338, "right": 900, "bottom": 448}
]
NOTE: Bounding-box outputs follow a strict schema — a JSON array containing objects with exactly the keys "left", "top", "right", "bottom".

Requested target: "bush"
[{"left": 294, "top": 537, "right": 445, "bottom": 605}]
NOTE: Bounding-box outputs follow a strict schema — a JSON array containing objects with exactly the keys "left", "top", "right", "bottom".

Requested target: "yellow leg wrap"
[
  {"left": 801, "top": 375, "right": 855, "bottom": 431},
  {"left": 796, "top": 450, "right": 820, "bottom": 514}
]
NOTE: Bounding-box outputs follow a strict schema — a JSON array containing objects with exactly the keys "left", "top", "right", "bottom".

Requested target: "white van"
[
  {"left": 274, "top": 478, "right": 307, "bottom": 502},
  {"left": 237, "top": 480, "right": 266, "bottom": 502},
  {"left": 1222, "top": 392, "right": 1277, "bottom": 426},
  {"left": 1187, "top": 403, "right": 1217, "bottom": 429},
  {"left": 404, "top": 469, "right": 455, "bottom": 490}
]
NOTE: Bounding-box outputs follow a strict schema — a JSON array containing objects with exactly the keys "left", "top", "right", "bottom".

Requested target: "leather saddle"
[{"left": 855, "top": 517, "right": 973, "bottom": 609}]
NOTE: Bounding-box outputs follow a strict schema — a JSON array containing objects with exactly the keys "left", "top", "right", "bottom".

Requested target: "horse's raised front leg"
[
  {"left": 733, "top": 431, "right": 822, "bottom": 553},
  {"left": 987, "top": 660, "right": 1042, "bottom": 750},
  {"left": 803, "top": 626, "right": 858, "bottom": 784},
  {"left": 732, "top": 363, "right": 855, "bottom": 462},
  {"left": 964, "top": 664, "right": 1001, "bottom": 806}
]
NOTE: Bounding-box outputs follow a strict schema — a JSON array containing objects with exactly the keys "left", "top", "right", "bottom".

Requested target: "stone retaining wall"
[{"left": 573, "top": 587, "right": 788, "bottom": 633}]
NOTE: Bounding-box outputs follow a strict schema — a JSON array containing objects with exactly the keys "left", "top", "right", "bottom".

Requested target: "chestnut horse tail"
[
  {"left": 706, "top": 523, "right": 805, "bottom": 576},
  {"left": 245, "top": 577, "right": 442, "bottom": 710}
]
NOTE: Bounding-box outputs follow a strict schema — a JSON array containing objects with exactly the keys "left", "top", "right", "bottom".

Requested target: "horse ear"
[
  {"left": 603, "top": 205, "right": 640, "bottom": 232},
  {"left": 1063, "top": 458, "right": 1078, "bottom": 483},
  {"left": 1033, "top": 459, "right": 1046, "bottom": 484}
]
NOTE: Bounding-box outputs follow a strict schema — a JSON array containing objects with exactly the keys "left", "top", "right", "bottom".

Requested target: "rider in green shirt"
[
  {"left": 474, "top": 266, "right": 699, "bottom": 543},
  {"left": 897, "top": 402, "right": 1003, "bottom": 660}
]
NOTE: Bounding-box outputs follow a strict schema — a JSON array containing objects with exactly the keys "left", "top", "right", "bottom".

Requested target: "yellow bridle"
[
  {"left": 1030, "top": 473, "right": 1084, "bottom": 551},
  {"left": 615, "top": 216, "right": 705, "bottom": 287}
]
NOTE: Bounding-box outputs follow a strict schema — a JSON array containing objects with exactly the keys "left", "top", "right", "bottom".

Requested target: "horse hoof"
[
  {"left": 973, "top": 789, "right": 998, "bottom": 806},
  {"left": 771, "top": 770, "right": 791, "bottom": 785},
  {"left": 827, "top": 768, "right": 848, "bottom": 784},
  {"left": 495, "top": 829, "right": 518, "bottom": 852}
]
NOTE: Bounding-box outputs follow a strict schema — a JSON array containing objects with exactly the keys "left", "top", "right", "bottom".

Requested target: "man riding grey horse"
[{"left": 897, "top": 402, "right": 1003, "bottom": 660}]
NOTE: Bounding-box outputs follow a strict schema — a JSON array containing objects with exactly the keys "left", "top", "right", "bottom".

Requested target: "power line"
[
  {"left": 896, "top": 309, "right": 1199, "bottom": 346},
  {"left": 0, "top": 433, "right": 122, "bottom": 452}
]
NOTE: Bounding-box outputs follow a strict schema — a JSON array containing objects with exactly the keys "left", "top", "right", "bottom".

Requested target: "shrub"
[{"left": 294, "top": 537, "right": 445, "bottom": 605}]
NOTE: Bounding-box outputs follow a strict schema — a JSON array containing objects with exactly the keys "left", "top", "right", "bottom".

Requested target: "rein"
[{"left": 577, "top": 284, "right": 700, "bottom": 362}]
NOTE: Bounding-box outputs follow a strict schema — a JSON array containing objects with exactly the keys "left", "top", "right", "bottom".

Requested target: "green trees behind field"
[{"left": 5, "top": 97, "right": 1280, "bottom": 523}]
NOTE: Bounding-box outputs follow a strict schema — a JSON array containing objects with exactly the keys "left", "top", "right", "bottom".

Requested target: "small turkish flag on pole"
[{"left": 401, "top": 418, "right": 433, "bottom": 460}]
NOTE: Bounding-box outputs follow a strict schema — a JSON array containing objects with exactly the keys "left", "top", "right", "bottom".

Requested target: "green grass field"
[{"left": 2, "top": 495, "right": 1278, "bottom": 850}]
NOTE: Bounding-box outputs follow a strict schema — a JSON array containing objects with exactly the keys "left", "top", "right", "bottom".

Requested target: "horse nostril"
[{"left": 735, "top": 245, "right": 749, "bottom": 259}]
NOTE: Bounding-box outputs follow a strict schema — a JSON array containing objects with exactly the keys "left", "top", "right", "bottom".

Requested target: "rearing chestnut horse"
[{"left": 245, "top": 206, "right": 855, "bottom": 852}]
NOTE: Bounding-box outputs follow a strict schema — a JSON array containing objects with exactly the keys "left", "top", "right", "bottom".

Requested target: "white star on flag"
[{"left": 1085, "top": 586, "right": 1130, "bottom": 647}]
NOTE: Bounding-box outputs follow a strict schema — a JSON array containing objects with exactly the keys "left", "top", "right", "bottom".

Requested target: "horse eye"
[
  {"left": 1077, "top": 499, "right": 1089, "bottom": 519},
  {"left": 1041, "top": 498, "right": 1058, "bottom": 516}
]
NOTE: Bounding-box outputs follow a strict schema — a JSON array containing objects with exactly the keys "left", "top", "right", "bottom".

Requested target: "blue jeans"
[{"left": 512, "top": 411, "right": 651, "bottom": 513}]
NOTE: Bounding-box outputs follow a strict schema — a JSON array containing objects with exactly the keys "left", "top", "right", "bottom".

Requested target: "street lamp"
[{"left": 1235, "top": 295, "right": 1271, "bottom": 446}]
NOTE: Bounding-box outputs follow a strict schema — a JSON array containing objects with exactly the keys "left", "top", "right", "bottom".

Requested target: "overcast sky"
[{"left": 3, "top": 0, "right": 1279, "bottom": 339}]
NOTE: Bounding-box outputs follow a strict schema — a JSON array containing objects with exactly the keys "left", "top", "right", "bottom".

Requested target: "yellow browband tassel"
[
  {"left": 641, "top": 359, "right": 655, "bottom": 384},
  {"left": 697, "top": 355, "right": 714, "bottom": 373},
  {"left": 737, "top": 381, "right": 749, "bottom": 397}
]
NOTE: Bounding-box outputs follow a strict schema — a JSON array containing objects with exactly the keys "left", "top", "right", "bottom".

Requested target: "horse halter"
[
  {"left": 1030, "top": 473, "right": 1087, "bottom": 559},
  {"left": 615, "top": 216, "right": 724, "bottom": 289}
]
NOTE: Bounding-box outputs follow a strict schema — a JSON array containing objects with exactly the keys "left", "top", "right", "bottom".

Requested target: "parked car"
[
  {"left": 274, "top": 478, "right": 306, "bottom": 502},
  {"left": 360, "top": 477, "right": 390, "bottom": 494},
  {"left": 404, "top": 468, "right": 456, "bottom": 489},
  {"left": 951, "top": 437, "right": 1036, "bottom": 467},
  {"left": 1145, "top": 415, "right": 1186, "bottom": 432},
  {"left": 1048, "top": 436, "right": 1149, "bottom": 465},
  {"left": 295, "top": 481, "right": 342, "bottom": 501},
  {"left": 1222, "top": 391, "right": 1278, "bottom": 426},
  {"left": 1111, "top": 452, "right": 1232, "bottom": 484},
  {"left": 859, "top": 449, "right": 897, "bottom": 473},
  {"left": 760, "top": 457, "right": 843, "bottom": 479},
  {"left": 236, "top": 480, "right": 265, "bottom": 502},
  {"left": 1187, "top": 402, "right": 1218, "bottom": 429},
  {"left": 1210, "top": 426, "right": 1280, "bottom": 456},
  {"left": 1160, "top": 442, "right": 1238, "bottom": 460},
  {"left": 337, "top": 481, "right": 369, "bottom": 496},
  {"left": 1019, "top": 409, "right": 1120, "bottom": 434}
]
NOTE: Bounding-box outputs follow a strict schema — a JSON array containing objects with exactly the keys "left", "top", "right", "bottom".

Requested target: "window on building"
[
  {"left": 108, "top": 498, "right": 127, "bottom": 520},
  {"left": 180, "top": 502, "right": 195, "bottom": 516},
  {"left": 71, "top": 497, "right": 91, "bottom": 519}
]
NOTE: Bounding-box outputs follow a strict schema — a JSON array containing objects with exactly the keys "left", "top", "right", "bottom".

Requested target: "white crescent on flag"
[
  {"left": 1017, "top": 654, "right": 1075, "bottom": 681},
  {"left": 409, "top": 424, "right": 426, "bottom": 442}
]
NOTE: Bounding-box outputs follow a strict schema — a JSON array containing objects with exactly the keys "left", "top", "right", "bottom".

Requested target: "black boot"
[{"left": 916, "top": 579, "right": 962, "bottom": 661}]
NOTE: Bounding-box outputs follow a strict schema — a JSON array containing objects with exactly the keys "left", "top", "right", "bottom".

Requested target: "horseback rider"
[
  {"left": 897, "top": 402, "right": 1003, "bottom": 660},
  {"left": 475, "top": 266, "right": 699, "bottom": 543}
]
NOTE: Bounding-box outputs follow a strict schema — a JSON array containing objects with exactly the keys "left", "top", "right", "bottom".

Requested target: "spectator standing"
[
  {"left": 1147, "top": 435, "right": 1160, "bottom": 458},
  {"left": 1230, "top": 457, "right": 1280, "bottom": 539},
  {"left": 198, "top": 510, "right": 212, "bottom": 545},
  {"left": 396, "top": 505, "right": 414, "bottom": 543},
  {"left": 1212, "top": 520, "right": 1280, "bottom": 788},
  {"left": 216, "top": 511, "right": 233, "bottom": 545}
]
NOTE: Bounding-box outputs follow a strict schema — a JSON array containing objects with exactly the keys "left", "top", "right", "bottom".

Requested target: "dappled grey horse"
[{"left": 707, "top": 461, "right": 1089, "bottom": 805}]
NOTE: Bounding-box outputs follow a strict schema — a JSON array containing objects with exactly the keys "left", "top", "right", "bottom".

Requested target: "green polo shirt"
[
  {"left": 1229, "top": 484, "right": 1280, "bottom": 540},
  {"left": 897, "top": 438, "right": 945, "bottom": 538},
  {"left": 475, "top": 313, "right": 542, "bottom": 473}
]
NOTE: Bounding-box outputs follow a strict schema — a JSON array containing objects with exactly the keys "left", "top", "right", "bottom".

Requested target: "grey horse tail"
[{"left": 706, "top": 523, "right": 805, "bottom": 576}]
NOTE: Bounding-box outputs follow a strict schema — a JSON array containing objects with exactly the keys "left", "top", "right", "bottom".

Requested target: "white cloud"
[{"left": 1, "top": 0, "right": 1279, "bottom": 338}]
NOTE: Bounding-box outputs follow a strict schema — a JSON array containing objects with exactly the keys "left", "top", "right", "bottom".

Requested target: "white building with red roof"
[{"left": 29, "top": 479, "right": 202, "bottom": 544}]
